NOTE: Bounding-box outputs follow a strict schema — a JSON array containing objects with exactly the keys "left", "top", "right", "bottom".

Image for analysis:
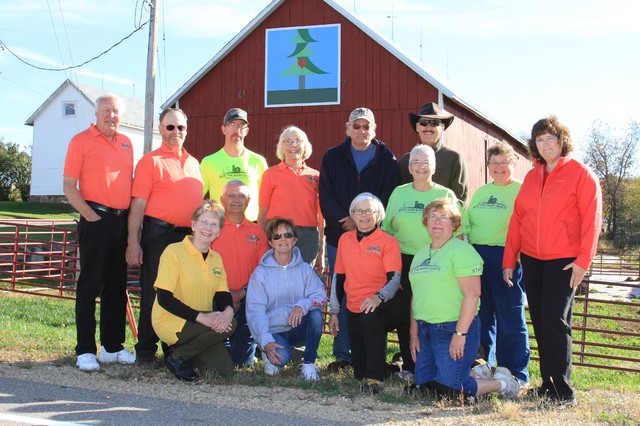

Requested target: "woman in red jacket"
[{"left": 503, "top": 115, "right": 602, "bottom": 407}]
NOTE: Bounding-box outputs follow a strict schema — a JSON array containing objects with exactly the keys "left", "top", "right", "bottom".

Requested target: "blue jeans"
[
  {"left": 414, "top": 316, "right": 480, "bottom": 397},
  {"left": 226, "top": 300, "right": 257, "bottom": 367},
  {"left": 327, "top": 243, "right": 351, "bottom": 363},
  {"left": 474, "top": 245, "right": 530, "bottom": 383},
  {"left": 271, "top": 308, "right": 323, "bottom": 365}
]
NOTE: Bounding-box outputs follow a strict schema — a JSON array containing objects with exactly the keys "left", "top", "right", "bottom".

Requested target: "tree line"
[
  {"left": 582, "top": 120, "right": 639, "bottom": 248},
  {"left": 0, "top": 138, "right": 31, "bottom": 202}
]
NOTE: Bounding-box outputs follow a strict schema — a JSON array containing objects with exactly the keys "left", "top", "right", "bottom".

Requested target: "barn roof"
[{"left": 161, "top": 0, "right": 524, "bottom": 145}]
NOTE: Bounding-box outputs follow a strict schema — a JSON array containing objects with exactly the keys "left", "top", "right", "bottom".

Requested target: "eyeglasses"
[
  {"left": 489, "top": 161, "right": 511, "bottom": 167},
  {"left": 427, "top": 214, "right": 451, "bottom": 223},
  {"left": 226, "top": 122, "right": 249, "bottom": 131},
  {"left": 410, "top": 160, "right": 431, "bottom": 168},
  {"left": 352, "top": 208, "right": 377, "bottom": 215},
  {"left": 163, "top": 124, "right": 187, "bottom": 131},
  {"left": 418, "top": 119, "right": 442, "bottom": 127},
  {"left": 197, "top": 219, "right": 220, "bottom": 229},
  {"left": 351, "top": 123, "right": 371, "bottom": 130},
  {"left": 282, "top": 138, "right": 303, "bottom": 146},
  {"left": 272, "top": 232, "right": 295, "bottom": 240}
]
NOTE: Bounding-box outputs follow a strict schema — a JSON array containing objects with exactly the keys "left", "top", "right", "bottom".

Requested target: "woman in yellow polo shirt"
[{"left": 152, "top": 200, "right": 236, "bottom": 381}]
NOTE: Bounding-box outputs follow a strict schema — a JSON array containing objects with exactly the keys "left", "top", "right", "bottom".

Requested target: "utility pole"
[{"left": 143, "top": 0, "right": 158, "bottom": 154}]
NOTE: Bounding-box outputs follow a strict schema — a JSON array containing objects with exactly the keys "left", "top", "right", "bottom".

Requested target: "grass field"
[
  {"left": 2, "top": 289, "right": 639, "bottom": 424},
  {"left": 0, "top": 201, "right": 78, "bottom": 220}
]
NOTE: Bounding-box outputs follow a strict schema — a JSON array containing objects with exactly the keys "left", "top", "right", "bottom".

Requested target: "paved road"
[{"left": 0, "top": 377, "right": 358, "bottom": 426}]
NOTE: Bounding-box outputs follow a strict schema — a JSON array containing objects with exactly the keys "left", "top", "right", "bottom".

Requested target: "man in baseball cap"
[
  {"left": 319, "top": 107, "right": 399, "bottom": 373},
  {"left": 200, "top": 108, "right": 268, "bottom": 221}
]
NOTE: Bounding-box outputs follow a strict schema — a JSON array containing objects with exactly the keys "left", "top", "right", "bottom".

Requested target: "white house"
[{"left": 25, "top": 79, "right": 161, "bottom": 202}]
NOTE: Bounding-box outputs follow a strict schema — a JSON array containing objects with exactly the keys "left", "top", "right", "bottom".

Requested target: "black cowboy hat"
[{"left": 408, "top": 102, "right": 455, "bottom": 130}]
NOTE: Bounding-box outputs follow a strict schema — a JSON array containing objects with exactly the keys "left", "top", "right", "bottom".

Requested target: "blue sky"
[{"left": 1, "top": 0, "right": 639, "bottom": 160}]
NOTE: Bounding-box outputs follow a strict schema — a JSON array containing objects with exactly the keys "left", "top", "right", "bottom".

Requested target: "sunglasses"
[
  {"left": 418, "top": 119, "right": 442, "bottom": 127},
  {"left": 272, "top": 232, "right": 295, "bottom": 240},
  {"left": 164, "top": 124, "right": 187, "bottom": 131},
  {"left": 351, "top": 123, "right": 371, "bottom": 130}
]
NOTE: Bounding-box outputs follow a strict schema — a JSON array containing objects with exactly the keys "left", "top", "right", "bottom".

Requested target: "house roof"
[
  {"left": 161, "top": 0, "right": 524, "bottom": 145},
  {"left": 25, "top": 79, "right": 153, "bottom": 130}
]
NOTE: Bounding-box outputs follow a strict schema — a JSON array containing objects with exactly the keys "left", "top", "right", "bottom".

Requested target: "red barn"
[{"left": 161, "top": 0, "right": 530, "bottom": 193}]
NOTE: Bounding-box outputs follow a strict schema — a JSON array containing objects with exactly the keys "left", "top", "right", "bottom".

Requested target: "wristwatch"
[
  {"left": 375, "top": 291, "right": 385, "bottom": 302},
  {"left": 455, "top": 330, "right": 467, "bottom": 336}
]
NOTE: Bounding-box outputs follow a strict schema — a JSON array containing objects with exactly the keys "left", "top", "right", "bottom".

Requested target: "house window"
[{"left": 63, "top": 102, "right": 76, "bottom": 116}]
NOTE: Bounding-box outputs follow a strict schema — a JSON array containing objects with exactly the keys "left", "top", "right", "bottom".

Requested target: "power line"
[{"left": 0, "top": 21, "right": 149, "bottom": 72}]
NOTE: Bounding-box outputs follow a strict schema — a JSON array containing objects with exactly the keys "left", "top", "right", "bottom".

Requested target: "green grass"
[
  {"left": 0, "top": 294, "right": 134, "bottom": 364},
  {"left": 0, "top": 201, "right": 79, "bottom": 220},
  {"left": 2, "top": 292, "right": 639, "bottom": 398}
]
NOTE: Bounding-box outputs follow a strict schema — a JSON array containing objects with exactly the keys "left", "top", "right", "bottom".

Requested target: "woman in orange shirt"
[
  {"left": 329, "top": 193, "right": 402, "bottom": 395},
  {"left": 258, "top": 126, "right": 324, "bottom": 273}
]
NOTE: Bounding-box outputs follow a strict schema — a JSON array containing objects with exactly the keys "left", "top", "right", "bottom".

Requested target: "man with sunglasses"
[
  {"left": 64, "top": 94, "right": 135, "bottom": 371},
  {"left": 211, "top": 180, "right": 269, "bottom": 367},
  {"left": 200, "top": 108, "right": 268, "bottom": 221},
  {"left": 319, "top": 107, "right": 399, "bottom": 371},
  {"left": 126, "top": 107, "right": 204, "bottom": 366},
  {"left": 400, "top": 103, "right": 469, "bottom": 203}
]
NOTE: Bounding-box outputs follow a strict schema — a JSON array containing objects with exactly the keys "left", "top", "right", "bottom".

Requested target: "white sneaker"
[
  {"left": 300, "top": 363, "right": 320, "bottom": 381},
  {"left": 98, "top": 347, "right": 136, "bottom": 364},
  {"left": 76, "top": 353, "right": 100, "bottom": 371},
  {"left": 493, "top": 367, "right": 520, "bottom": 399},
  {"left": 262, "top": 352, "right": 280, "bottom": 376},
  {"left": 472, "top": 362, "right": 493, "bottom": 380}
]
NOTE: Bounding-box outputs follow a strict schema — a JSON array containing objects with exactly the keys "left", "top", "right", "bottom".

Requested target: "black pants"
[
  {"left": 134, "top": 221, "right": 189, "bottom": 357},
  {"left": 75, "top": 211, "right": 128, "bottom": 355},
  {"left": 521, "top": 253, "right": 576, "bottom": 398},
  {"left": 382, "top": 252, "right": 415, "bottom": 373},
  {"left": 347, "top": 295, "right": 403, "bottom": 381}
]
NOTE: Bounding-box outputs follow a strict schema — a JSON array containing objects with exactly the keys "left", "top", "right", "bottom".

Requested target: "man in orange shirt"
[
  {"left": 63, "top": 94, "right": 136, "bottom": 371},
  {"left": 126, "top": 108, "right": 204, "bottom": 365},
  {"left": 211, "top": 180, "right": 269, "bottom": 367}
]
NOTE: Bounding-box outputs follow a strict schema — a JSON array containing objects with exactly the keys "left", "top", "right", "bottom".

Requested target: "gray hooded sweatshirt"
[{"left": 246, "top": 247, "right": 327, "bottom": 350}]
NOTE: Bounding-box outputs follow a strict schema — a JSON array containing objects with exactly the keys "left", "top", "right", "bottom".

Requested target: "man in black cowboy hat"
[{"left": 399, "top": 102, "right": 469, "bottom": 203}]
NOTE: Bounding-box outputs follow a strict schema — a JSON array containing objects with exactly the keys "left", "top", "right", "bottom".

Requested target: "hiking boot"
[
  {"left": 98, "top": 347, "right": 136, "bottom": 364},
  {"left": 327, "top": 359, "right": 352, "bottom": 373},
  {"left": 262, "top": 352, "right": 280, "bottom": 376},
  {"left": 361, "top": 378, "right": 384, "bottom": 395},
  {"left": 300, "top": 363, "right": 320, "bottom": 381},
  {"left": 76, "top": 353, "right": 100, "bottom": 371}
]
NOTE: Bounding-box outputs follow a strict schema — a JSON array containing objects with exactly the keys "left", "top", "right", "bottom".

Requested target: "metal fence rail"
[
  {"left": 590, "top": 249, "right": 640, "bottom": 276},
  {"left": 1, "top": 220, "right": 638, "bottom": 373}
]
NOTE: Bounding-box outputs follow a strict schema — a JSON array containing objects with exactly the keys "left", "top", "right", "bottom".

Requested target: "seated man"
[
  {"left": 211, "top": 180, "right": 268, "bottom": 367},
  {"left": 246, "top": 218, "right": 327, "bottom": 381}
]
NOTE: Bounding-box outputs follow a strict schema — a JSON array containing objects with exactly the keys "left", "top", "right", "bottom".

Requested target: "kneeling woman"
[
  {"left": 409, "top": 198, "right": 519, "bottom": 399},
  {"left": 246, "top": 218, "right": 327, "bottom": 381},
  {"left": 152, "top": 200, "right": 236, "bottom": 382},
  {"left": 329, "top": 193, "right": 402, "bottom": 395}
]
